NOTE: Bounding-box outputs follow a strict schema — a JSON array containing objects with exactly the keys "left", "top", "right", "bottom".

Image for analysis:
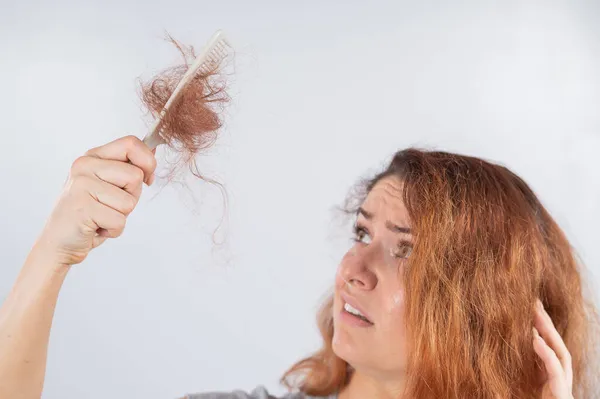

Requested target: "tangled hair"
[
  {"left": 138, "top": 34, "right": 230, "bottom": 178},
  {"left": 137, "top": 35, "right": 232, "bottom": 242},
  {"left": 282, "top": 149, "right": 600, "bottom": 398}
]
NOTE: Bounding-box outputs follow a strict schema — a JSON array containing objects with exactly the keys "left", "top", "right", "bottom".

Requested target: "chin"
[
  {"left": 333, "top": 330, "right": 405, "bottom": 381},
  {"left": 332, "top": 317, "right": 361, "bottom": 366}
]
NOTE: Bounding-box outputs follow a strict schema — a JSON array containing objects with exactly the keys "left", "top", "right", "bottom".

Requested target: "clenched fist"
[{"left": 36, "top": 136, "right": 157, "bottom": 266}]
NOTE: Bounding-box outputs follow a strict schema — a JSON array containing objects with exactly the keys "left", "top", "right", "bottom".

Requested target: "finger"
[
  {"left": 85, "top": 136, "right": 157, "bottom": 185},
  {"left": 94, "top": 160, "right": 145, "bottom": 197},
  {"left": 534, "top": 299, "right": 573, "bottom": 383},
  {"left": 85, "top": 177, "right": 139, "bottom": 216},
  {"left": 533, "top": 327, "right": 567, "bottom": 386},
  {"left": 71, "top": 157, "right": 145, "bottom": 196},
  {"left": 89, "top": 200, "right": 127, "bottom": 239},
  {"left": 148, "top": 173, "right": 155, "bottom": 186}
]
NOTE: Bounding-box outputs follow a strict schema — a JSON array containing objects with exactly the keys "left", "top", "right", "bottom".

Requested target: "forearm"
[{"left": 0, "top": 245, "right": 69, "bottom": 399}]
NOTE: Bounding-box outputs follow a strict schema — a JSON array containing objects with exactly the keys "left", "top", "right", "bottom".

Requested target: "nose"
[{"left": 337, "top": 246, "right": 378, "bottom": 291}]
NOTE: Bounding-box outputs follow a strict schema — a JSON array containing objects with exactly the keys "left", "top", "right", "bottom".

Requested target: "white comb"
[{"left": 142, "top": 29, "right": 232, "bottom": 150}]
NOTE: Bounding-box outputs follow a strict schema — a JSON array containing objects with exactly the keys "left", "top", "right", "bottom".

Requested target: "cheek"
[
  {"left": 378, "top": 289, "right": 406, "bottom": 332},
  {"left": 391, "top": 291, "right": 404, "bottom": 308}
]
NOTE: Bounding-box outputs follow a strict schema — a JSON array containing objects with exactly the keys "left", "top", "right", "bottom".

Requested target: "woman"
[{"left": 0, "top": 136, "right": 597, "bottom": 399}]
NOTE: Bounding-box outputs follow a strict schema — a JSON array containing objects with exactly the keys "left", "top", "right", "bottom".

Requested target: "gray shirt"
[{"left": 186, "top": 386, "right": 337, "bottom": 399}]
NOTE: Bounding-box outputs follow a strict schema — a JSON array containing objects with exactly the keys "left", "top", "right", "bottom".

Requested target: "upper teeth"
[{"left": 344, "top": 303, "right": 365, "bottom": 318}]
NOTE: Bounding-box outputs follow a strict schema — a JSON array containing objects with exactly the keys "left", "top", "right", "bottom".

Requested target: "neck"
[{"left": 339, "top": 368, "right": 407, "bottom": 399}]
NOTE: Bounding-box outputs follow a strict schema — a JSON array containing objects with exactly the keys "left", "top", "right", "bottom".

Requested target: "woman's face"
[{"left": 332, "top": 176, "right": 412, "bottom": 378}]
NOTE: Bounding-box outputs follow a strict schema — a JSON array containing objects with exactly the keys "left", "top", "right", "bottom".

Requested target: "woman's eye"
[
  {"left": 353, "top": 227, "right": 372, "bottom": 244},
  {"left": 392, "top": 244, "right": 412, "bottom": 259}
]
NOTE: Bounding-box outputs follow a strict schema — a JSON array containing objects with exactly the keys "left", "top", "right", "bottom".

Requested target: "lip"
[{"left": 340, "top": 292, "right": 374, "bottom": 325}]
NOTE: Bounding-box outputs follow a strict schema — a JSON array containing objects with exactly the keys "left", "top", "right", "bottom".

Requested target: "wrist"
[
  {"left": 27, "top": 239, "right": 73, "bottom": 276},
  {"left": 7, "top": 241, "right": 72, "bottom": 308}
]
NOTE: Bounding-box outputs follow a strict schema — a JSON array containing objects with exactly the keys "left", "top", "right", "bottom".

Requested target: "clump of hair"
[
  {"left": 138, "top": 33, "right": 231, "bottom": 176},
  {"left": 137, "top": 34, "right": 233, "bottom": 247}
]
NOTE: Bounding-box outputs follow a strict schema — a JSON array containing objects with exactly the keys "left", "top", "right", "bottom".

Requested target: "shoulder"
[{"left": 183, "top": 386, "right": 335, "bottom": 399}]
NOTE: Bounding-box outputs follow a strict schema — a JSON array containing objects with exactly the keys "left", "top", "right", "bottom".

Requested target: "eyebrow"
[{"left": 358, "top": 207, "right": 412, "bottom": 235}]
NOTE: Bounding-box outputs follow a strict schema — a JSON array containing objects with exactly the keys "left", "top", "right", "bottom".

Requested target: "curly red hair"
[{"left": 282, "top": 148, "right": 600, "bottom": 399}]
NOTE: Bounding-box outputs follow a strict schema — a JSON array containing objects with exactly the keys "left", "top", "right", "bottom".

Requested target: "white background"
[{"left": 1, "top": 1, "right": 599, "bottom": 398}]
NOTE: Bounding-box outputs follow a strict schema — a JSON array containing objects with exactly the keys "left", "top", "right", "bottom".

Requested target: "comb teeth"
[{"left": 199, "top": 38, "right": 232, "bottom": 74}]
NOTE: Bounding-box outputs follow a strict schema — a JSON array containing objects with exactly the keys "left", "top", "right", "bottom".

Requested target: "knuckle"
[
  {"left": 131, "top": 166, "right": 145, "bottom": 184},
  {"left": 83, "top": 147, "right": 97, "bottom": 157},
  {"left": 113, "top": 214, "right": 127, "bottom": 236},
  {"left": 71, "top": 156, "right": 90, "bottom": 173},
  {"left": 123, "top": 195, "right": 138, "bottom": 214},
  {"left": 123, "top": 135, "right": 141, "bottom": 149},
  {"left": 117, "top": 217, "right": 127, "bottom": 232},
  {"left": 70, "top": 175, "right": 93, "bottom": 192}
]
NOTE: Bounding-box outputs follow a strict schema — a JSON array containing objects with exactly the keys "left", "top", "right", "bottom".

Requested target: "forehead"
[{"left": 361, "top": 176, "right": 410, "bottom": 224}]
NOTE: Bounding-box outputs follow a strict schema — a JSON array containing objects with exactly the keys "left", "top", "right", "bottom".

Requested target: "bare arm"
[
  {"left": 0, "top": 245, "right": 69, "bottom": 399},
  {"left": 0, "top": 136, "right": 156, "bottom": 399}
]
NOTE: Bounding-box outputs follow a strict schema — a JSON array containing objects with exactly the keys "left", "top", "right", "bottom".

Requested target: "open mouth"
[{"left": 343, "top": 302, "right": 373, "bottom": 325}]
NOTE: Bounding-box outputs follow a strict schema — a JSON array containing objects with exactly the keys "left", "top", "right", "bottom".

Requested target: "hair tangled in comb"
[
  {"left": 138, "top": 34, "right": 230, "bottom": 176},
  {"left": 138, "top": 34, "right": 232, "bottom": 246}
]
